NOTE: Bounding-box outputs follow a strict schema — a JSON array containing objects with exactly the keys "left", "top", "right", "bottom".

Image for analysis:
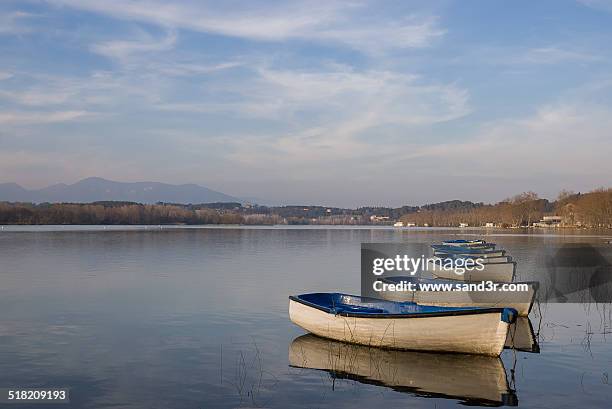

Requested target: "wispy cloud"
[
  {"left": 90, "top": 29, "right": 178, "bottom": 63},
  {"left": 91, "top": 30, "right": 244, "bottom": 76},
  {"left": 153, "top": 61, "right": 244, "bottom": 77},
  {"left": 0, "top": 110, "right": 92, "bottom": 125},
  {"left": 46, "top": 0, "right": 444, "bottom": 53},
  {"left": 206, "top": 66, "right": 471, "bottom": 171},
  {"left": 0, "top": 70, "right": 167, "bottom": 109},
  {"left": 453, "top": 44, "right": 605, "bottom": 67},
  {"left": 0, "top": 11, "right": 36, "bottom": 35},
  {"left": 577, "top": 0, "right": 612, "bottom": 13},
  {"left": 158, "top": 66, "right": 469, "bottom": 121},
  {"left": 0, "top": 71, "right": 14, "bottom": 80},
  {"left": 311, "top": 15, "right": 445, "bottom": 53},
  {"left": 0, "top": 88, "right": 74, "bottom": 106},
  {"left": 519, "top": 46, "right": 602, "bottom": 64},
  {"left": 398, "top": 103, "right": 612, "bottom": 180}
]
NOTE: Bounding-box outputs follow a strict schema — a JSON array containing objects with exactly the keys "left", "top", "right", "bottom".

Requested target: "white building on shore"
[{"left": 533, "top": 215, "right": 563, "bottom": 227}]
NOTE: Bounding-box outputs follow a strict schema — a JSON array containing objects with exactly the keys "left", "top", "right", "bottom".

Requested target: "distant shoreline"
[
  {"left": 0, "top": 223, "right": 612, "bottom": 231},
  {"left": 1, "top": 187, "right": 611, "bottom": 229},
  {"left": 2, "top": 224, "right": 612, "bottom": 236}
]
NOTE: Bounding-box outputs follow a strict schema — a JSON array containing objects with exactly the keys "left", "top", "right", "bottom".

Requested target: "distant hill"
[{"left": 0, "top": 177, "right": 240, "bottom": 204}]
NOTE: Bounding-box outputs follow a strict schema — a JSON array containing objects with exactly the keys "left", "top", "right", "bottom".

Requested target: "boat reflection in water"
[
  {"left": 505, "top": 317, "right": 540, "bottom": 353},
  {"left": 289, "top": 334, "right": 518, "bottom": 406}
]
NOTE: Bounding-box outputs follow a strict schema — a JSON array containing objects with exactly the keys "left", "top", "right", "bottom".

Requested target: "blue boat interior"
[
  {"left": 432, "top": 245, "right": 502, "bottom": 255},
  {"left": 442, "top": 240, "right": 495, "bottom": 247},
  {"left": 443, "top": 239, "right": 484, "bottom": 244},
  {"left": 292, "top": 293, "right": 517, "bottom": 323}
]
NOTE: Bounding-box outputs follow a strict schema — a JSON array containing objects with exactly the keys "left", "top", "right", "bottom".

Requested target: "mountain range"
[{"left": 0, "top": 177, "right": 240, "bottom": 204}]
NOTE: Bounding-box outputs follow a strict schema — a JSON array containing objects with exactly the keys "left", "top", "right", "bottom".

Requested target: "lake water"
[{"left": 1, "top": 226, "right": 611, "bottom": 408}]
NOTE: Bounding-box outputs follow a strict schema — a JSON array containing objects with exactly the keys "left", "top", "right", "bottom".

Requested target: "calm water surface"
[{"left": 0, "top": 226, "right": 611, "bottom": 408}]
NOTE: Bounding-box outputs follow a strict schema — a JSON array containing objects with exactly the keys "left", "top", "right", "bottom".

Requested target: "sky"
[{"left": 1, "top": 0, "right": 612, "bottom": 207}]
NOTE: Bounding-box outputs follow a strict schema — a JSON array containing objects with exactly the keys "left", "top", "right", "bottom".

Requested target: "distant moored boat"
[
  {"left": 442, "top": 239, "right": 488, "bottom": 247},
  {"left": 432, "top": 244, "right": 506, "bottom": 258}
]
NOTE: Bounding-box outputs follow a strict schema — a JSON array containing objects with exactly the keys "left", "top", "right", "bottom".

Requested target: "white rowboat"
[{"left": 289, "top": 293, "right": 517, "bottom": 356}]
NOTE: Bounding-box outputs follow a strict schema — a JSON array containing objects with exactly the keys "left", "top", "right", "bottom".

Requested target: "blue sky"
[{"left": 1, "top": 0, "right": 611, "bottom": 206}]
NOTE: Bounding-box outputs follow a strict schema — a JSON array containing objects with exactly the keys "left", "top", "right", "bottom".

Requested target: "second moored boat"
[
  {"left": 433, "top": 244, "right": 507, "bottom": 258},
  {"left": 427, "top": 256, "right": 516, "bottom": 283},
  {"left": 377, "top": 276, "right": 538, "bottom": 316}
]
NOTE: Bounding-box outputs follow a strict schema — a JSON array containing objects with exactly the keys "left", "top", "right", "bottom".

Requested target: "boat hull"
[
  {"left": 289, "top": 299, "right": 510, "bottom": 356},
  {"left": 429, "top": 260, "right": 516, "bottom": 283}
]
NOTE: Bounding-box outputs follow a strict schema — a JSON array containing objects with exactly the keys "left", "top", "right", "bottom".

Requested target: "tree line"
[
  {"left": 399, "top": 188, "right": 612, "bottom": 228},
  {"left": 1, "top": 188, "right": 611, "bottom": 227},
  {"left": 0, "top": 202, "right": 243, "bottom": 225}
]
